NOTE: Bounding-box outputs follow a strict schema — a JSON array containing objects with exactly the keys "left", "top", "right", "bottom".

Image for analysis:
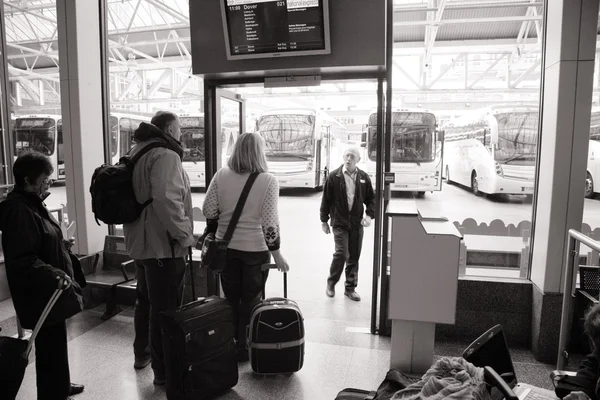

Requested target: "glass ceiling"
[{"left": 3, "top": 0, "right": 190, "bottom": 43}]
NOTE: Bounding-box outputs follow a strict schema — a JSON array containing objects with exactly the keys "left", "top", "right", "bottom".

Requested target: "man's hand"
[
  {"left": 361, "top": 216, "right": 372, "bottom": 228},
  {"left": 321, "top": 222, "right": 331, "bottom": 234},
  {"left": 564, "top": 392, "right": 591, "bottom": 400}
]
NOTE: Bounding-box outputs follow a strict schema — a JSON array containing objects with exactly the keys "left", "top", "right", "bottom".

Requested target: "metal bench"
[{"left": 80, "top": 235, "right": 136, "bottom": 320}]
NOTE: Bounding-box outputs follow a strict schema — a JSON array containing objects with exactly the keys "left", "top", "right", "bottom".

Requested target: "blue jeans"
[
  {"left": 328, "top": 226, "right": 364, "bottom": 291},
  {"left": 133, "top": 257, "right": 186, "bottom": 379}
]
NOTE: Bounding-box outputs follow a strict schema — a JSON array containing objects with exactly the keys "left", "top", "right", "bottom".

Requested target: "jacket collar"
[
  {"left": 335, "top": 165, "right": 361, "bottom": 178},
  {"left": 7, "top": 187, "right": 46, "bottom": 206}
]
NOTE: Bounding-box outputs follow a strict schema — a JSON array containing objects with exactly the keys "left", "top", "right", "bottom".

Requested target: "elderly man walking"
[{"left": 319, "top": 147, "right": 375, "bottom": 301}]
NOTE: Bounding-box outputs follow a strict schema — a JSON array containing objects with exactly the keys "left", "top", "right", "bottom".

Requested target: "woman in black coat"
[{"left": 0, "top": 151, "right": 86, "bottom": 400}]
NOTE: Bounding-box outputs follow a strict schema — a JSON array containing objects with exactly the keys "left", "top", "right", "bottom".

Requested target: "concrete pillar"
[
  {"left": 529, "top": 0, "right": 599, "bottom": 362},
  {"left": 57, "top": 0, "right": 106, "bottom": 255}
]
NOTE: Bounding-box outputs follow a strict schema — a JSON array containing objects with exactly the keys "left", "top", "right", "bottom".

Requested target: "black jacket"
[
  {"left": 320, "top": 166, "right": 376, "bottom": 230},
  {"left": 567, "top": 353, "right": 600, "bottom": 400},
  {"left": 0, "top": 189, "right": 85, "bottom": 329}
]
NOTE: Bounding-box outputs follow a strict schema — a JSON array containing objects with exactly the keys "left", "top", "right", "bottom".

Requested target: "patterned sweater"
[{"left": 202, "top": 167, "right": 281, "bottom": 252}]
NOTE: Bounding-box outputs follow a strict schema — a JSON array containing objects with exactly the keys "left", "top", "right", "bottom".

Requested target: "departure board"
[{"left": 221, "top": 0, "right": 331, "bottom": 60}]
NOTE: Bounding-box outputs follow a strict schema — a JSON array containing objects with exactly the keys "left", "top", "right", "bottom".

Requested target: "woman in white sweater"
[{"left": 202, "top": 132, "right": 289, "bottom": 361}]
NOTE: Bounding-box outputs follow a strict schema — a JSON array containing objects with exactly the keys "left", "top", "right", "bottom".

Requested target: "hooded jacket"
[
  {"left": 123, "top": 122, "right": 195, "bottom": 259},
  {"left": 0, "top": 189, "right": 85, "bottom": 329}
]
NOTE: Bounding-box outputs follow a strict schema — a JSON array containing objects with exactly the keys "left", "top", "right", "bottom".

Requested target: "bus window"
[
  {"left": 180, "top": 116, "right": 205, "bottom": 162},
  {"left": 368, "top": 112, "right": 437, "bottom": 163},
  {"left": 14, "top": 117, "right": 56, "bottom": 156},
  {"left": 494, "top": 112, "right": 538, "bottom": 164},
  {"left": 256, "top": 114, "right": 316, "bottom": 160}
]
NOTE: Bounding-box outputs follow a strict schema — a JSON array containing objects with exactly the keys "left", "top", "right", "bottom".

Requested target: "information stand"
[{"left": 386, "top": 199, "right": 462, "bottom": 373}]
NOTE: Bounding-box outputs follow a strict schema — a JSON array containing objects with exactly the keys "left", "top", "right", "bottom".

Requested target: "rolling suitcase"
[
  {"left": 247, "top": 264, "right": 305, "bottom": 375},
  {"left": 0, "top": 280, "right": 68, "bottom": 400},
  {"left": 160, "top": 249, "right": 238, "bottom": 400}
]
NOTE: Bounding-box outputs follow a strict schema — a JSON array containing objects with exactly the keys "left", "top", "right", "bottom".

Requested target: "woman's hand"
[
  {"left": 272, "top": 253, "right": 290, "bottom": 273},
  {"left": 63, "top": 237, "right": 75, "bottom": 251},
  {"left": 564, "top": 392, "right": 591, "bottom": 400},
  {"left": 55, "top": 273, "right": 72, "bottom": 290}
]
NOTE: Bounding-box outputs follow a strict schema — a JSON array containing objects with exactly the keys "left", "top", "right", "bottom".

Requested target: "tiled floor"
[{"left": 1, "top": 295, "right": 570, "bottom": 400}]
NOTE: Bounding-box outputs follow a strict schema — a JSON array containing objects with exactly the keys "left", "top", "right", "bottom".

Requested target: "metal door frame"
[{"left": 204, "top": 73, "right": 390, "bottom": 335}]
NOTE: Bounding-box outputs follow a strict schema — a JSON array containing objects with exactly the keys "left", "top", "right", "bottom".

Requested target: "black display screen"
[{"left": 221, "top": 0, "right": 330, "bottom": 59}]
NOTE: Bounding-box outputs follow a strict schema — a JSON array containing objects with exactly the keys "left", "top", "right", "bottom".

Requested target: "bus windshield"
[
  {"left": 180, "top": 117, "right": 205, "bottom": 162},
  {"left": 368, "top": 112, "right": 437, "bottom": 163},
  {"left": 14, "top": 118, "right": 56, "bottom": 156},
  {"left": 257, "top": 114, "right": 316, "bottom": 160},
  {"left": 494, "top": 112, "right": 538, "bottom": 164}
]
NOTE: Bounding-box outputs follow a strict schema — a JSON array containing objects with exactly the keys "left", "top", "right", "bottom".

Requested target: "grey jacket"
[{"left": 123, "top": 123, "right": 194, "bottom": 259}]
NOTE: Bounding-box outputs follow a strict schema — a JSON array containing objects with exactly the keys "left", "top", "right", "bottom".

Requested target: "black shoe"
[
  {"left": 344, "top": 290, "right": 361, "bottom": 302},
  {"left": 69, "top": 383, "right": 85, "bottom": 396},
  {"left": 326, "top": 283, "right": 335, "bottom": 297}
]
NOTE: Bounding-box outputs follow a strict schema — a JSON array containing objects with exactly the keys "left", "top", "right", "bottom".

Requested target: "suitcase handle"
[
  {"left": 178, "top": 296, "right": 214, "bottom": 312},
  {"left": 261, "top": 263, "right": 287, "bottom": 299}
]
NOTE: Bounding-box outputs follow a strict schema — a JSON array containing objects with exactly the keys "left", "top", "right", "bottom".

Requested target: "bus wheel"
[
  {"left": 471, "top": 171, "right": 480, "bottom": 196},
  {"left": 445, "top": 166, "right": 452, "bottom": 184},
  {"left": 585, "top": 172, "right": 595, "bottom": 199}
]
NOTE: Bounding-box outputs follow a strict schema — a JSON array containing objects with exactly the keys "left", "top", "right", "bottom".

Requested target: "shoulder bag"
[{"left": 200, "top": 172, "right": 259, "bottom": 273}]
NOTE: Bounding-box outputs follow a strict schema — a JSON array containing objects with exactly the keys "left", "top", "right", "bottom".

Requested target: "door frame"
[{"left": 203, "top": 73, "right": 390, "bottom": 334}]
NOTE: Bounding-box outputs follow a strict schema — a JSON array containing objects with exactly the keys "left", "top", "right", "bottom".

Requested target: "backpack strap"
[
  {"left": 125, "top": 141, "right": 171, "bottom": 210},
  {"left": 223, "top": 172, "right": 260, "bottom": 242},
  {"left": 126, "top": 141, "right": 169, "bottom": 164}
]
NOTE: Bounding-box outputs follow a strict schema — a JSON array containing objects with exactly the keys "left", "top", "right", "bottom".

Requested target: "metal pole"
[
  {"left": 0, "top": 1, "right": 12, "bottom": 185},
  {"left": 557, "top": 232, "right": 578, "bottom": 370}
]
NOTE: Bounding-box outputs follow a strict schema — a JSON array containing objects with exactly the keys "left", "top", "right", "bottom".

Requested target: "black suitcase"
[
  {"left": 0, "top": 281, "right": 67, "bottom": 400},
  {"left": 247, "top": 264, "right": 305, "bottom": 375},
  {"left": 160, "top": 250, "right": 237, "bottom": 400}
]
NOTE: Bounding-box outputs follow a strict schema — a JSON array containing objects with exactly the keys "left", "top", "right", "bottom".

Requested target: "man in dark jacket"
[
  {"left": 563, "top": 303, "right": 600, "bottom": 400},
  {"left": 0, "top": 151, "right": 86, "bottom": 400},
  {"left": 320, "top": 147, "right": 375, "bottom": 301}
]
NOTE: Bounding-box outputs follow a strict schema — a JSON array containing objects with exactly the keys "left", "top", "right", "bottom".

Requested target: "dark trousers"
[
  {"left": 35, "top": 321, "right": 70, "bottom": 400},
  {"left": 220, "top": 249, "right": 270, "bottom": 357},
  {"left": 133, "top": 257, "right": 186, "bottom": 379},
  {"left": 328, "top": 226, "right": 364, "bottom": 291}
]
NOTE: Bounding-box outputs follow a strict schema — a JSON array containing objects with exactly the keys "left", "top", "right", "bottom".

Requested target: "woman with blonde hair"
[{"left": 202, "top": 132, "right": 289, "bottom": 362}]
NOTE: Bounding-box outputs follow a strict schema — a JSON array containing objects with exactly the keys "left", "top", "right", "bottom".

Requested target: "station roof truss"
[{"left": 2, "top": 0, "right": 600, "bottom": 112}]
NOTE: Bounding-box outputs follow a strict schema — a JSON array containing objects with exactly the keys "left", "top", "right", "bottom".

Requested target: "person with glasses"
[
  {"left": 320, "top": 147, "right": 375, "bottom": 302},
  {"left": 0, "top": 151, "right": 87, "bottom": 400}
]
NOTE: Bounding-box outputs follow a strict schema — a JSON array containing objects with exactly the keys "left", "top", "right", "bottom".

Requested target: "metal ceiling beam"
[
  {"left": 395, "top": 1, "right": 544, "bottom": 12},
  {"left": 17, "top": 77, "right": 40, "bottom": 104},
  {"left": 509, "top": 58, "right": 541, "bottom": 88},
  {"left": 144, "top": 0, "right": 189, "bottom": 23},
  {"left": 424, "top": 0, "right": 447, "bottom": 67},
  {"left": 145, "top": 69, "right": 172, "bottom": 98},
  {"left": 392, "top": 60, "right": 422, "bottom": 89},
  {"left": 394, "top": 15, "right": 543, "bottom": 27},
  {"left": 467, "top": 54, "right": 508, "bottom": 89},
  {"left": 426, "top": 53, "right": 465, "bottom": 89}
]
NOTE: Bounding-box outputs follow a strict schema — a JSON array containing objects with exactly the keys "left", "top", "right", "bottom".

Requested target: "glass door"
[{"left": 215, "top": 88, "right": 245, "bottom": 170}]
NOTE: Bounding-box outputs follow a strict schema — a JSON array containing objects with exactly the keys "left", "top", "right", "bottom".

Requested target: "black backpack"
[{"left": 90, "top": 142, "right": 166, "bottom": 225}]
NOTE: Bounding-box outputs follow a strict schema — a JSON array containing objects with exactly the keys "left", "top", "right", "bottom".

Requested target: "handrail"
[{"left": 557, "top": 229, "right": 600, "bottom": 370}]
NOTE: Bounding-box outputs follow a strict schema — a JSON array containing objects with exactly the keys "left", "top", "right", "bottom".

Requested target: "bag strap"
[{"left": 222, "top": 172, "right": 259, "bottom": 242}]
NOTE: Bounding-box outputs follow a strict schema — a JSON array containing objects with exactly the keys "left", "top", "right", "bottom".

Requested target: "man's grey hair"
[{"left": 343, "top": 147, "right": 361, "bottom": 159}]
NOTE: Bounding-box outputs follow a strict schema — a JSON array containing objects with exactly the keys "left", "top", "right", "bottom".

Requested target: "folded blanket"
[{"left": 391, "top": 357, "right": 493, "bottom": 400}]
